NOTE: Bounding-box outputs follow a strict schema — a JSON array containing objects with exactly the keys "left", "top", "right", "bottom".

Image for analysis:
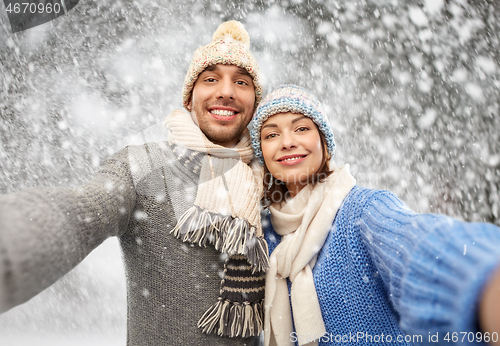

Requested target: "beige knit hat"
[{"left": 182, "top": 20, "right": 263, "bottom": 111}]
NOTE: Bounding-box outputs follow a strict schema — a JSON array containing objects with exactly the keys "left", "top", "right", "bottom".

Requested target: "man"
[{"left": 0, "top": 20, "right": 266, "bottom": 346}]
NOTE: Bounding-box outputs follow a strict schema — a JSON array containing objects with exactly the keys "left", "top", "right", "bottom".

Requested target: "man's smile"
[{"left": 208, "top": 105, "right": 239, "bottom": 121}]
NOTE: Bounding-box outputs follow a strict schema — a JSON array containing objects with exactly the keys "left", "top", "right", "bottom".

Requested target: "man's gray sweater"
[{"left": 0, "top": 141, "right": 259, "bottom": 346}]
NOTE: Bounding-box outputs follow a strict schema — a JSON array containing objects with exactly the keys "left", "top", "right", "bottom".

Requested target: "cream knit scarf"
[
  {"left": 264, "top": 164, "right": 356, "bottom": 346},
  {"left": 164, "top": 110, "right": 269, "bottom": 338}
]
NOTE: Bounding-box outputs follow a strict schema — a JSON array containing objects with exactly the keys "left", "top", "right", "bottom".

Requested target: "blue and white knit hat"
[{"left": 250, "top": 84, "right": 336, "bottom": 163}]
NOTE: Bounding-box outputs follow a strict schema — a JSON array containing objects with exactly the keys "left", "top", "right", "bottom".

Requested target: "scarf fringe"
[
  {"left": 171, "top": 205, "right": 269, "bottom": 272},
  {"left": 197, "top": 298, "right": 264, "bottom": 338}
]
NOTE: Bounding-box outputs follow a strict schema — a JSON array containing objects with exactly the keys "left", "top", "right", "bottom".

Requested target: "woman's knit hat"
[
  {"left": 182, "top": 20, "right": 263, "bottom": 110},
  {"left": 251, "top": 84, "right": 336, "bottom": 163}
]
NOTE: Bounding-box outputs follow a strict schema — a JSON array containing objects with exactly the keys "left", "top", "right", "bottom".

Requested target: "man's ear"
[{"left": 187, "top": 94, "right": 193, "bottom": 111}]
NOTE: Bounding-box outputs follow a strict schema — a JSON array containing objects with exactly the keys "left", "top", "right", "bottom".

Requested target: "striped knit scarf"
[{"left": 164, "top": 109, "right": 269, "bottom": 338}]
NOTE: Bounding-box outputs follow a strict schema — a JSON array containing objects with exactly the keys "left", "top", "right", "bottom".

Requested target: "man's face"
[{"left": 187, "top": 64, "right": 256, "bottom": 148}]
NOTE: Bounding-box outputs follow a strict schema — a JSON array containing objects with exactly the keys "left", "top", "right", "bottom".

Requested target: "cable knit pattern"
[{"left": 265, "top": 186, "right": 500, "bottom": 345}]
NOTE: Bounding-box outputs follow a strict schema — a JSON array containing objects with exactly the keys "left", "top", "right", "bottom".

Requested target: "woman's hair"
[{"left": 262, "top": 129, "right": 333, "bottom": 206}]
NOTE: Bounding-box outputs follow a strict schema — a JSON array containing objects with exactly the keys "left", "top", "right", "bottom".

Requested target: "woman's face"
[{"left": 260, "top": 112, "right": 323, "bottom": 197}]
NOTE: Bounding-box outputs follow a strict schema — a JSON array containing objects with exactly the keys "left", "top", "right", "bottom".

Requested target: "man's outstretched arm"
[{"left": 0, "top": 148, "right": 136, "bottom": 313}]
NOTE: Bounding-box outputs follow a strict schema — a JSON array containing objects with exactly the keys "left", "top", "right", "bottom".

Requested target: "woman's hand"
[{"left": 479, "top": 265, "right": 500, "bottom": 345}]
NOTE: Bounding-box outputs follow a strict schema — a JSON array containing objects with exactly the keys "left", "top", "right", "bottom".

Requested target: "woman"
[{"left": 250, "top": 85, "right": 500, "bottom": 346}]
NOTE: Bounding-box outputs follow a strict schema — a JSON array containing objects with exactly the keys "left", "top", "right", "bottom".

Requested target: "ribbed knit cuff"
[{"left": 356, "top": 188, "right": 500, "bottom": 345}]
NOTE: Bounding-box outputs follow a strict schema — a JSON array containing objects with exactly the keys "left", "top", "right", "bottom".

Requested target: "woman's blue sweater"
[{"left": 264, "top": 186, "right": 500, "bottom": 345}]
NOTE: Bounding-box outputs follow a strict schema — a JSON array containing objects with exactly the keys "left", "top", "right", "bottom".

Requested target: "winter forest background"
[{"left": 1, "top": 0, "right": 499, "bottom": 344}]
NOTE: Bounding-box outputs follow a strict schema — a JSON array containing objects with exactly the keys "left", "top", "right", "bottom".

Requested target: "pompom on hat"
[
  {"left": 182, "top": 20, "right": 263, "bottom": 110},
  {"left": 251, "top": 84, "right": 336, "bottom": 163}
]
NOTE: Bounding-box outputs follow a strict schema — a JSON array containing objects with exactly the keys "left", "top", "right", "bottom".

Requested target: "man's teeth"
[{"left": 211, "top": 109, "right": 235, "bottom": 116}]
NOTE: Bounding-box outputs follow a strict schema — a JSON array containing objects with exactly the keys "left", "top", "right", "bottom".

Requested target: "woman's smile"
[{"left": 276, "top": 154, "right": 308, "bottom": 165}]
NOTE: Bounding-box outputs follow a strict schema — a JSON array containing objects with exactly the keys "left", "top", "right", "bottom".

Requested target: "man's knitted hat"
[
  {"left": 182, "top": 20, "right": 263, "bottom": 110},
  {"left": 251, "top": 84, "right": 336, "bottom": 163}
]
